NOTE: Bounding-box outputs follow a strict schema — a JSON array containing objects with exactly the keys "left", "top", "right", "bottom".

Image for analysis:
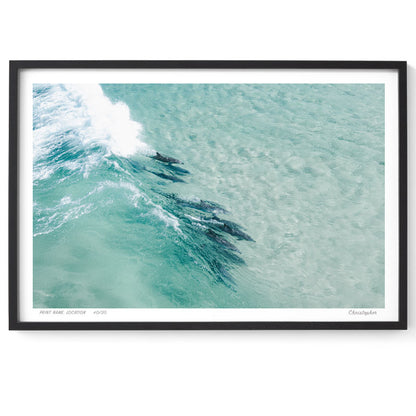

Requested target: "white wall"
[{"left": 1, "top": 1, "right": 414, "bottom": 415}]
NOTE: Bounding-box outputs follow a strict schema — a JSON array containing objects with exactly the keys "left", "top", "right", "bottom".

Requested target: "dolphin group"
[{"left": 145, "top": 149, "right": 255, "bottom": 288}]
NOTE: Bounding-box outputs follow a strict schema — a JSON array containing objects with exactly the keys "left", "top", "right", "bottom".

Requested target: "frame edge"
[
  {"left": 9, "top": 60, "right": 408, "bottom": 330},
  {"left": 9, "top": 61, "right": 19, "bottom": 330},
  {"left": 398, "top": 61, "right": 408, "bottom": 329}
]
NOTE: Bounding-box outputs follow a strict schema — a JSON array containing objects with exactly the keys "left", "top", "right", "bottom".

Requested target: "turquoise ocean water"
[{"left": 33, "top": 83, "right": 385, "bottom": 308}]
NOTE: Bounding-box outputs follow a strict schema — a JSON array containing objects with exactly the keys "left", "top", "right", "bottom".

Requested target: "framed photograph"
[{"left": 9, "top": 61, "right": 407, "bottom": 330}]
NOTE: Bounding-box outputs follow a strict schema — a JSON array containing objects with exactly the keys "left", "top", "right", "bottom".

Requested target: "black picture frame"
[{"left": 9, "top": 60, "right": 407, "bottom": 330}]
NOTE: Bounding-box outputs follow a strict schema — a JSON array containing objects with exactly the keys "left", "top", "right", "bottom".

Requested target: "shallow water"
[{"left": 33, "top": 83, "right": 385, "bottom": 308}]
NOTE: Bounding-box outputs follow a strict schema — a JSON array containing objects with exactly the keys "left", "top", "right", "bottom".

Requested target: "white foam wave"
[
  {"left": 33, "top": 165, "right": 55, "bottom": 181},
  {"left": 64, "top": 84, "right": 153, "bottom": 157},
  {"left": 34, "top": 202, "right": 94, "bottom": 237},
  {"left": 109, "top": 180, "right": 182, "bottom": 232},
  {"left": 151, "top": 206, "right": 181, "bottom": 232},
  {"left": 92, "top": 180, "right": 181, "bottom": 232},
  {"left": 33, "top": 83, "right": 154, "bottom": 160}
]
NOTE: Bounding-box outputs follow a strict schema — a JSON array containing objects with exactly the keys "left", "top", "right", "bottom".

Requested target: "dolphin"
[
  {"left": 150, "top": 171, "right": 185, "bottom": 183},
  {"left": 209, "top": 259, "right": 235, "bottom": 287},
  {"left": 164, "top": 165, "right": 191, "bottom": 176},
  {"left": 205, "top": 229, "right": 241, "bottom": 252},
  {"left": 182, "top": 199, "right": 228, "bottom": 214},
  {"left": 210, "top": 216, "right": 255, "bottom": 242},
  {"left": 151, "top": 152, "right": 183, "bottom": 164},
  {"left": 166, "top": 194, "right": 228, "bottom": 214},
  {"left": 184, "top": 213, "right": 254, "bottom": 241}
]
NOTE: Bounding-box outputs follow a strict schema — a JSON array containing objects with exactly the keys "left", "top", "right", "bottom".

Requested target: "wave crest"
[{"left": 33, "top": 83, "right": 153, "bottom": 159}]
